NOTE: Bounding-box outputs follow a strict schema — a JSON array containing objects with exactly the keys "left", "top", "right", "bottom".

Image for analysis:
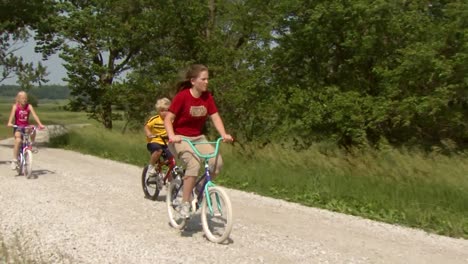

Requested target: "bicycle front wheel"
[
  {"left": 166, "top": 178, "right": 186, "bottom": 229},
  {"left": 15, "top": 154, "right": 22, "bottom": 176},
  {"left": 201, "top": 186, "right": 233, "bottom": 243},
  {"left": 141, "top": 165, "right": 160, "bottom": 200},
  {"left": 24, "top": 150, "right": 33, "bottom": 178}
]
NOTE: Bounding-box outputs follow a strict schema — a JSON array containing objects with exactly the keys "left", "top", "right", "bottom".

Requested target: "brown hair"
[{"left": 176, "top": 64, "right": 208, "bottom": 92}]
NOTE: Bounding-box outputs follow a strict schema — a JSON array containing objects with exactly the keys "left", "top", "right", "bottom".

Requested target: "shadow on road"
[
  {"left": 11, "top": 169, "right": 56, "bottom": 179},
  {"left": 176, "top": 215, "right": 235, "bottom": 245}
]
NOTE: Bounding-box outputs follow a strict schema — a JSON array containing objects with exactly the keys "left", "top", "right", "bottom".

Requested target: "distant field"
[{"left": 0, "top": 98, "right": 93, "bottom": 140}]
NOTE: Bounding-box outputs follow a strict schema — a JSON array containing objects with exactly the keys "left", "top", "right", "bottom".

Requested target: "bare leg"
[
  {"left": 183, "top": 175, "right": 196, "bottom": 202},
  {"left": 13, "top": 131, "right": 21, "bottom": 159},
  {"left": 149, "top": 150, "right": 162, "bottom": 167}
]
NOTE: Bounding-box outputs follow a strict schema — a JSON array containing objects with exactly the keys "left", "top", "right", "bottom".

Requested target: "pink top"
[{"left": 15, "top": 103, "right": 30, "bottom": 127}]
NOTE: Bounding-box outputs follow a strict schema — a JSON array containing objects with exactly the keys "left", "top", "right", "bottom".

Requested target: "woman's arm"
[
  {"left": 7, "top": 104, "right": 16, "bottom": 126},
  {"left": 164, "top": 112, "right": 182, "bottom": 142},
  {"left": 210, "top": 113, "right": 233, "bottom": 141}
]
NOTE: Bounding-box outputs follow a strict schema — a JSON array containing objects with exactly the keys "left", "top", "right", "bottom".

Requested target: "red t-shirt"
[{"left": 169, "top": 88, "right": 218, "bottom": 136}]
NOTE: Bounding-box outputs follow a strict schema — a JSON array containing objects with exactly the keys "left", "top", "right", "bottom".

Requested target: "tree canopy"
[
  {"left": 0, "top": 0, "right": 51, "bottom": 88},
  {"left": 11, "top": 0, "right": 466, "bottom": 151}
]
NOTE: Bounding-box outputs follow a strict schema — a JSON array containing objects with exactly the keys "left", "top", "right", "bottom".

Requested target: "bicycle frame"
[
  {"left": 151, "top": 135, "right": 176, "bottom": 183},
  {"left": 180, "top": 137, "right": 224, "bottom": 215},
  {"left": 167, "top": 136, "right": 233, "bottom": 243},
  {"left": 13, "top": 125, "right": 35, "bottom": 174}
]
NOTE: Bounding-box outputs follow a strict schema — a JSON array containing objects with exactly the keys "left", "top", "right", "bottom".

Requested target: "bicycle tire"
[
  {"left": 15, "top": 154, "right": 22, "bottom": 176},
  {"left": 201, "top": 186, "right": 233, "bottom": 243},
  {"left": 24, "top": 150, "right": 33, "bottom": 178},
  {"left": 141, "top": 165, "right": 160, "bottom": 200},
  {"left": 166, "top": 178, "right": 186, "bottom": 229}
]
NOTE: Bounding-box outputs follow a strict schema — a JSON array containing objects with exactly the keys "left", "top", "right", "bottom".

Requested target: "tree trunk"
[
  {"left": 101, "top": 73, "right": 114, "bottom": 130},
  {"left": 103, "top": 102, "right": 113, "bottom": 129}
]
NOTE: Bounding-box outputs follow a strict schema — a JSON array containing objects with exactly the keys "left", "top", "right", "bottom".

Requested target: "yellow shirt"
[{"left": 145, "top": 115, "right": 168, "bottom": 145}]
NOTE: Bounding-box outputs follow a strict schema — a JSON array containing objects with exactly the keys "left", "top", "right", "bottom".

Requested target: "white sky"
[{"left": 3, "top": 37, "right": 67, "bottom": 85}]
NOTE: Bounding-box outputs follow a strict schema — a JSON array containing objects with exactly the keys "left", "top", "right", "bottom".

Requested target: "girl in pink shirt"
[{"left": 7, "top": 91, "right": 45, "bottom": 169}]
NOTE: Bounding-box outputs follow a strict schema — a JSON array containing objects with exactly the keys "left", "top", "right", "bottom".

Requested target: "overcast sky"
[{"left": 4, "top": 37, "right": 67, "bottom": 86}]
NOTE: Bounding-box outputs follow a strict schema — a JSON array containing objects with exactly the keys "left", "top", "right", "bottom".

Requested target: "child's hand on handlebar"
[{"left": 168, "top": 135, "right": 182, "bottom": 143}]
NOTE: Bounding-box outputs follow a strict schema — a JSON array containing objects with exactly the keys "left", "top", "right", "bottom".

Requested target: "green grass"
[
  {"left": 48, "top": 125, "right": 468, "bottom": 239},
  {"left": 220, "top": 144, "right": 468, "bottom": 238},
  {"left": 0, "top": 231, "right": 72, "bottom": 263},
  {"left": 0, "top": 98, "right": 93, "bottom": 139},
  {"left": 49, "top": 125, "right": 147, "bottom": 165}
]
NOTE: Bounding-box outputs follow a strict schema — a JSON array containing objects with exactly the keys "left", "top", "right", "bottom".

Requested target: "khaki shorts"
[{"left": 168, "top": 135, "right": 223, "bottom": 177}]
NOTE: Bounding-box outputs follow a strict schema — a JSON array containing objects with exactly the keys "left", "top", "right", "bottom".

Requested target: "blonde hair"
[
  {"left": 15, "top": 91, "right": 28, "bottom": 103},
  {"left": 155, "top": 97, "right": 171, "bottom": 111}
]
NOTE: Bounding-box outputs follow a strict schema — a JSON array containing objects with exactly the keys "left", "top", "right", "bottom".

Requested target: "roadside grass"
[
  {"left": 220, "top": 143, "right": 468, "bottom": 238},
  {"left": 49, "top": 124, "right": 146, "bottom": 165},
  {"left": 0, "top": 232, "right": 72, "bottom": 263},
  {"left": 48, "top": 124, "right": 468, "bottom": 239}
]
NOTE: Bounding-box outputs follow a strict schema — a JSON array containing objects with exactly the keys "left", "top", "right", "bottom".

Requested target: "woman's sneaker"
[{"left": 180, "top": 202, "right": 191, "bottom": 219}]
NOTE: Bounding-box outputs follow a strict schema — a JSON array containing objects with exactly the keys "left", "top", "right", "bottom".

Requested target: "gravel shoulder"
[{"left": 0, "top": 129, "right": 467, "bottom": 264}]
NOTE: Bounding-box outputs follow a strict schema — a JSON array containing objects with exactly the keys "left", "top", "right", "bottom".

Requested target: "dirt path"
[{"left": 0, "top": 129, "right": 467, "bottom": 263}]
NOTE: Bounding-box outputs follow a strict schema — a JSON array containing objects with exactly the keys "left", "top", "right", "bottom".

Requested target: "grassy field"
[
  {"left": 0, "top": 96, "right": 95, "bottom": 140},
  {"left": 2, "top": 99, "right": 467, "bottom": 239}
]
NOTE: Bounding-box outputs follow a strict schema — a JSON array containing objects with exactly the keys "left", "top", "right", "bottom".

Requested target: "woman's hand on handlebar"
[{"left": 222, "top": 134, "right": 234, "bottom": 143}]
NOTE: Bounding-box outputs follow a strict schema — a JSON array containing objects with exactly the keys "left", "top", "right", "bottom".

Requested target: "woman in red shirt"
[{"left": 164, "top": 64, "right": 233, "bottom": 218}]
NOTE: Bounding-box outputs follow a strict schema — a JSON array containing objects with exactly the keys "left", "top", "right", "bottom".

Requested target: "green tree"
[
  {"left": 270, "top": 0, "right": 468, "bottom": 149},
  {"left": 0, "top": 0, "right": 50, "bottom": 88},
  {"left": 117, "top": 0, "right": 283, "bottom": 143},
  {"left": 36, "top": 0, "right": 169, "bottom": 129}
]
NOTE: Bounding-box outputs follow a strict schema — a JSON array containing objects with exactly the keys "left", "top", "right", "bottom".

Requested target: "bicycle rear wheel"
[
  {"left": 24, "top": 150, "right": 33, "bottom": 178},
  {"left": 166, "top": 178, "right": 186, "bottom": 229},
  {"left": 201, "top": 186, "right": 233, "bottom": 243},
  {"left": 141, "top": 165, "right": 160, "bottom": 200}
]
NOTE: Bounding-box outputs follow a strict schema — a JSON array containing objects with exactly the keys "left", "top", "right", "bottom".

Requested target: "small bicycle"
[
  {"left": 12, "top": 125, "right": 36, "bottom": 178},
  {"left": 141, "top": 136, "right": 183, "bottom": 200},
  {"left": 166, "top": 137, "right": 233, "bottom": 243}
]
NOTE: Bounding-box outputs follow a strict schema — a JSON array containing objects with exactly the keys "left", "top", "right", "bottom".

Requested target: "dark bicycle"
[{"left": 141, "top": 135, "right": 183, "bottom": 200}]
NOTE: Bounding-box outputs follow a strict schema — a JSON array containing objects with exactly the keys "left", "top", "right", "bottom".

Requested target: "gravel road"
[{"left": 0, "top": 128, "right": 467, "bottom": 263}]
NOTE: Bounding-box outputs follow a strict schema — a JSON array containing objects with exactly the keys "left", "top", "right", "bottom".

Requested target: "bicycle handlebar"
[
  {"left": 181, "top": 137, "right": 224, "bottom": 159},
  {"left": 12, "top": 125, "right": 37, "bottom": 132},
  {"left": 12, "top": 125, "right": 37, "bottom": 135}
]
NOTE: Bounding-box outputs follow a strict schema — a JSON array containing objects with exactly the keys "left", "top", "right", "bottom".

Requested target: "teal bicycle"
[{"left": 166, "top": 137, "right": 233, "bottom": 243}]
